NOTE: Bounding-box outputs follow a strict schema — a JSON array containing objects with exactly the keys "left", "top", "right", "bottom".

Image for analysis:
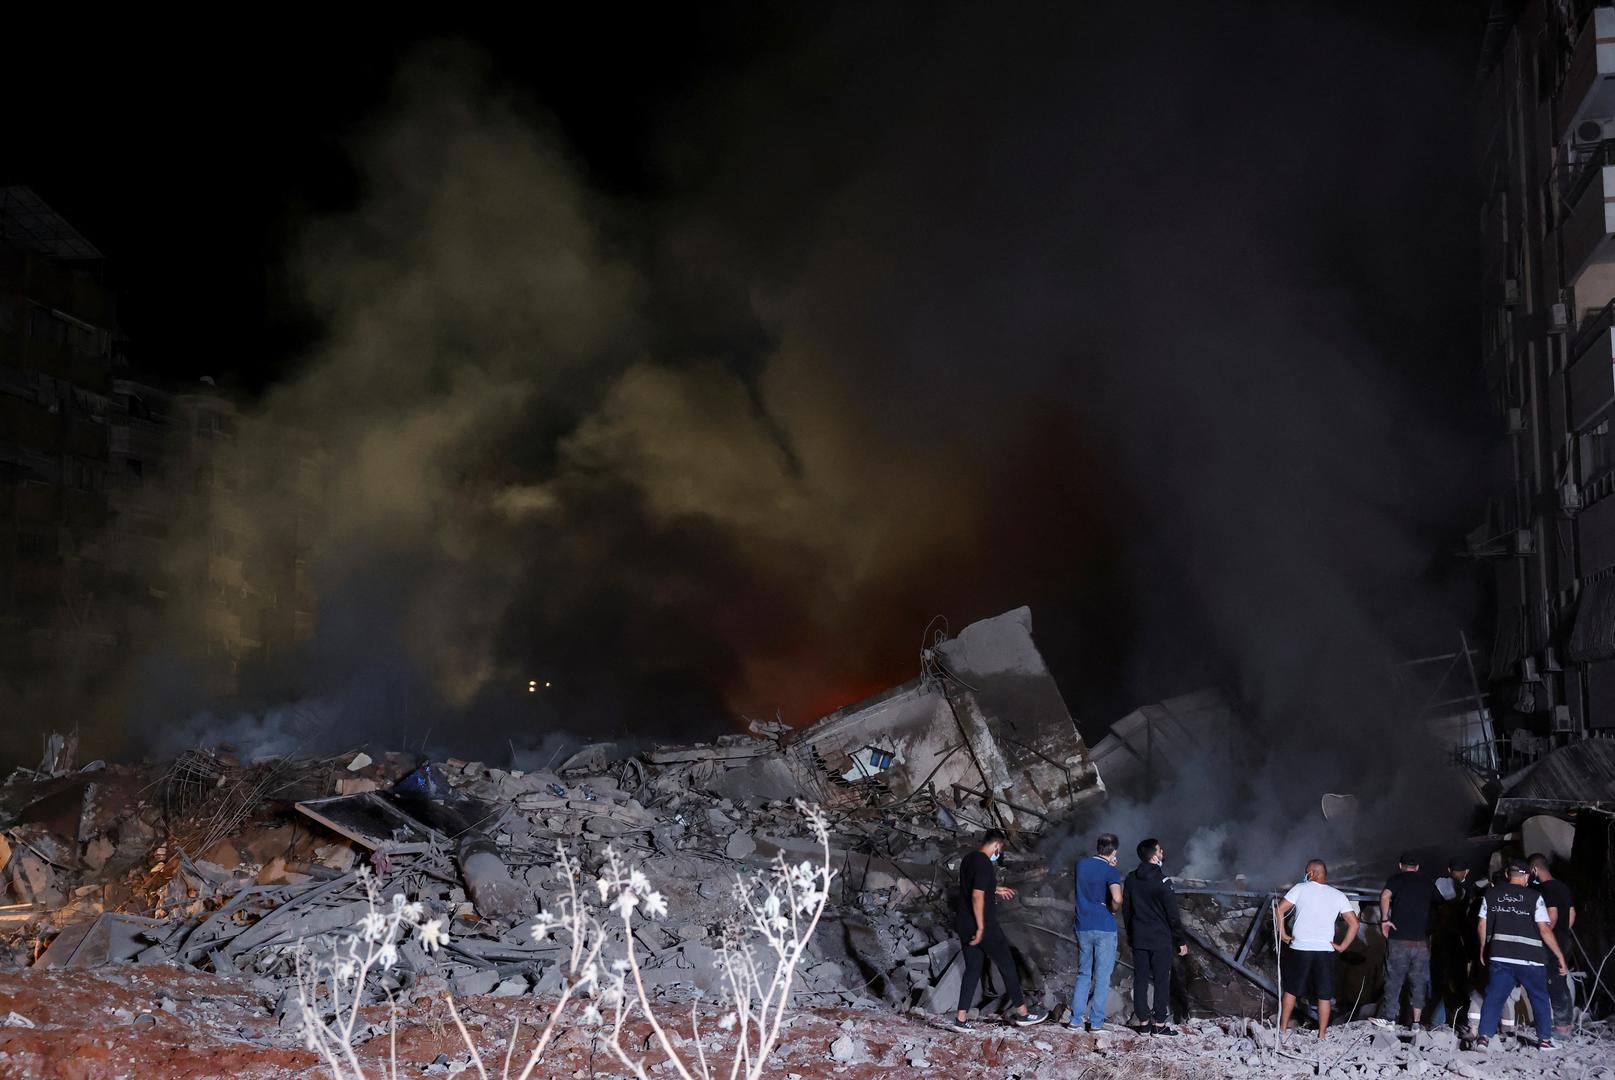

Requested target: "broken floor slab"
[{"left": 772, "top": 607, "right": 1102, "bottom": 833}]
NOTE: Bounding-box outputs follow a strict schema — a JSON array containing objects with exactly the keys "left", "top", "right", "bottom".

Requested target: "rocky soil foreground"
[{"left": 1, "top": 966, "right": 1613, "bottom": 1080}]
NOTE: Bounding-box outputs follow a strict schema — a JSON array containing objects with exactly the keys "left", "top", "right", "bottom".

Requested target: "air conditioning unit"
[
  {"left": 1577, "top": 118, "right": 1615, "bottom": 145},
  {"left": 1515, "top": 529, "right": 1537, "bottom": 555},
  {"left": 1551, "top": 301, "right": 1570, "bottom": 331},
  {"left": 1507, "top": 406, "right": 1526, "bottom": 434},
  {"left": 1562, "top": 481, "right": 1585, "bottom": 513},
  {"left": 1552, "top": 704, "right": 1574, "bottom": 732},
  {"left": 1504, "top": 278, "right": 1522, "bottom": 306},
  {"left": 1522, "top": 655, "right": 1541, "bottom": 682},
  {"left": 1545, "top": 646, "right": 1563, "bottom": 672}
]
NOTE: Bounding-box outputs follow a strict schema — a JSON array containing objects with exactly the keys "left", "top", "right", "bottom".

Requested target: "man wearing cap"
[
  {"left": 1433, "top": 856, "right": 1483, "bottom": 1030},
  {"left": 1375, "top": 852, "right": 1438, "bottom": 1029},
  {"left": 1474, "top": 859, "right": 1569, "bottom": 1051}
]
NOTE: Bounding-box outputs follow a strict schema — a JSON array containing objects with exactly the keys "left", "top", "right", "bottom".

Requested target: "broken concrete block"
[
  {"left": 491, "top": 977, "right": 528, "bottom": 997},
  {"left": 919, "top": 955, "right": 964, "bottom": 1015},
  {"left": 9, "top": 852, "right": 55, "bottom": 905},
  {"left": 82, "top": 835, "right": 114, "bottom": 871},
  {"left": 314, "top": 842, "right": 356, "bottom": 872},
  {"left": 453, "top": 970, "right": 500, "bottom": 997},
  {"left": 927, "top": 939, "right": 960, "bottom": 979},
  {"left": 533, "top": 964, "right": 563, "bottom": 995},
  {"left": 724, "top": 832, "right": 757, "bottom": 860},
  {"left": 336, "top": 777, "right": 381, "bottom": 795},
  {"left": 829, "top": 1034, "right": 863, "bottom": 1063}
]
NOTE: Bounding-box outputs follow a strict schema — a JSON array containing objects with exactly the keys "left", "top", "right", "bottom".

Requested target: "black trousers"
[
  {"left": 1547, "top": 963, "right": 1572, "bottom": 1028},
  {"left": 1133, "top": 946, "right": 1173, "bottom": 1023},
  {"left": 956, "top": 927, "right": 1024, "bottom": 1013}
]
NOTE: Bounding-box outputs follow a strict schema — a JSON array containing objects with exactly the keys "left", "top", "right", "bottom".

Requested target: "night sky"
[{"left": 6, "top": 3, "right": 1493, "bottom": 759}]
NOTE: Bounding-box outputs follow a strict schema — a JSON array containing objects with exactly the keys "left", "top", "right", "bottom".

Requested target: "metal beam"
[{"left": 1181, "top": 925, "right": 1279, "bottom": 999}]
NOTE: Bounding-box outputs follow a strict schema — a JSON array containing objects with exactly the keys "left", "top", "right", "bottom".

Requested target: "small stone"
[
  {"left": 724, "top": 832, "right": 757, "bottom": 860},
  {"left": 829, "top": 1034, "right": 860, "bottom": 1062}
]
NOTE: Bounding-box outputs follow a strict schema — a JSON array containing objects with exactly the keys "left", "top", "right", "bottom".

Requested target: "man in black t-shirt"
[
  {"left": 1529, "top": 853, "right": 1577, "bottom": 1035},
  {"left": 1376, "top": 852, "right": 1439, "bottom": 1028},
  {"left": 949, "top": 829, "right": 1048, "bottom": 1032}
]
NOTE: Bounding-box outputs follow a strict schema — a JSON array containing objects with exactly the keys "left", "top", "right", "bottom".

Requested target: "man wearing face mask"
[
  {"left": 1122, "top": 837, "right": 1189, "bottom": 1035},
  {"left": 1276, "top": 859, "right": 1359, "bottom": 1041},
  {"left": 951, "top": 829, "right": 1049, "bottom": 1032},
  {"left": 1068, "top": 832, "right": 1123, "bottom": 1031}
]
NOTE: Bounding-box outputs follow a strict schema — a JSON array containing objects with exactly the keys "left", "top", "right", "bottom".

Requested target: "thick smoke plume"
[{"left": 100, "top": 5, "right": 1485, "bottom": 875}]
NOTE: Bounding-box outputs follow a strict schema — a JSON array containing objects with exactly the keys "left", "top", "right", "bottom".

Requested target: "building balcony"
[
  {"left": 1561, "top": 146, "right": 1615, "bottom": 299},
  {"left": 1570, "top": 297, "right": 1615, "bottom": 431},
  {"left": 1558, "top": 7, "right": 1615, "bottom": 146}
]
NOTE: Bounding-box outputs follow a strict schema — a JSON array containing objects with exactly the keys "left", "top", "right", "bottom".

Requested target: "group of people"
[
  {"left": 950, "top": 828, "right": 1580, "bottom": 1053},
  {"left": 1375, "top": 851, "right": 1576, "bottom": 1051},
  {"left": 950, "top": 829, "right": 1189, "bottom": 1034}
]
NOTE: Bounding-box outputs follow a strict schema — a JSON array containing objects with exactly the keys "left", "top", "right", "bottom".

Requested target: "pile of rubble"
[
  {"left": 0, "top": 728, "right": 1296, "bottom": 1035},
  {"left": 0, "top": 608, "right": 1346, "bottom": 1037},
  {"left": 1, "top": 605, "right": 1609, "bottom": 1077}
]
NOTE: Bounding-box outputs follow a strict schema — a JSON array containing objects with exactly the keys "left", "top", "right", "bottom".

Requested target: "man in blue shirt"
[{"left": 1068, "top": 832, "right": 1123, "bottom": 1030}]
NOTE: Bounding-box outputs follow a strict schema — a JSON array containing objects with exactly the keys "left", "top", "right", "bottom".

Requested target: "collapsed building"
[{"left": 0, "top": 604, "right": 1609, "bottom": 1076}]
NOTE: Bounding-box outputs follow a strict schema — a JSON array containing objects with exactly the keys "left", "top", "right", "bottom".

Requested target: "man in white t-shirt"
[{"left": 1274, "top": 859, "right": 1360, "bottom": 1040}]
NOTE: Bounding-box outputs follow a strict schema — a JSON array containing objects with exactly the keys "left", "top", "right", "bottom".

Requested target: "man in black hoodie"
[{"left": 1122, "top": 837, "right": 1189, "bottom": 1035}]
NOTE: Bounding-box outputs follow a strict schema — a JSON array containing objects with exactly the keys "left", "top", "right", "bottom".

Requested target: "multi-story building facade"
[
  {"left": 1473, "top": 0, "right": 1615, "bottom": 763},
  {"left": 0, "top": 186, "right": 120, "bottom": 742},
  {"left": 1, "top": 187, "right": 321, "bottom": 747}
]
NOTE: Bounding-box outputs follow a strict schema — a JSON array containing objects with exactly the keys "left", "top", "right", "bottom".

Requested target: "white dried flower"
[
  {"left": 612, "top": 890, "right": 640, "bottom": 919},
  {"left": 629, "top": 868, "right": 650, "bottom": 894},
  {"left": 642, "top": 890, "right": 668, "bottom": 919},
  {"left": 581, "top": 1004, "right": 603, "bottom": 1026},
  {"left": 718, "top": 1012, "right": 737, "bottom": 1031},
  {"left": 377, "top": 943, "right": 398, "bottom": 970},
  {"left": 419, "top": 918, "right": 449, "bottom": 952},
  {"left": 358, "top": 911, "right": 389, "bottom": 944}
]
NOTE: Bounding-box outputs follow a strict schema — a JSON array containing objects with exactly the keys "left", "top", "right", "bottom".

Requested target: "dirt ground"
[{"left": 0, "top": 965, "right": 1220, "bottom": 1080}]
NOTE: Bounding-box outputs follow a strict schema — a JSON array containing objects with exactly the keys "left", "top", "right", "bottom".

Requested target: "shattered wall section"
[{"left": 789, "top": 608, "right": 1101, "bottom": 832}]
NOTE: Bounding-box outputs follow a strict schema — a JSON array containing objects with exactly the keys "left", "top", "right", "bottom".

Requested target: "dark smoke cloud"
[{"left": 114, "top": 3, "right": 1485, "bottom": 865}]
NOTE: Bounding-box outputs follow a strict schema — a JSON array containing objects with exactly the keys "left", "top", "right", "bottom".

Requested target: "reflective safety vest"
[{"left": 1483, "top": 884, "right": 1545, "bottom": 967}]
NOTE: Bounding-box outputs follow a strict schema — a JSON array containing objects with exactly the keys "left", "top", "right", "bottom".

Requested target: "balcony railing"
[
  {"left": 1564, "top": 140, "right": 1615, "bottom": 210},
  {"left": 1576, "top": 295, "right": 1615, "bottom": 359}
]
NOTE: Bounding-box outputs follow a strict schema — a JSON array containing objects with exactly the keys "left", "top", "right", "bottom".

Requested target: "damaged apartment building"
[
  {"left": 1460, "top": 0, "right": 1615, "bottom": 986},
  {"left": 0, "top": 186, "right": 323, "bottom": 751}
]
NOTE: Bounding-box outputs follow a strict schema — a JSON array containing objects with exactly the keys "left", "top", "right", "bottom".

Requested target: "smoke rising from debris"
[{"left": 118, "top": 5, "right": 1484, "bottom": 868}]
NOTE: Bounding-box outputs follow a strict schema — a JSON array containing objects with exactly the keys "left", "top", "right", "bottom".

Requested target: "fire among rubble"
[{"left": 0, "top": 609, "right": 1612, "bottom": 1079}]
